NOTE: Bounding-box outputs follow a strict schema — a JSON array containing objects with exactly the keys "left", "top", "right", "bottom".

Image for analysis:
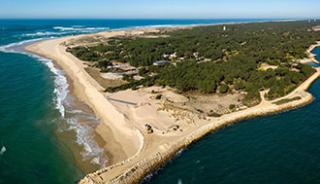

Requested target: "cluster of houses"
[{"left": 101, "top": 60, "right": 170, "bottom": 81}]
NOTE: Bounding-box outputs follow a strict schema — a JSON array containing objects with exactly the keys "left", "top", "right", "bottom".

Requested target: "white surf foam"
[
  {"left": 0, "top": 39, "right": 68, "bottom": 117},
  {"left": 22, "top": 31, "right": 68, "bottom": 37},
  {"left": 0, "top": 38, "right": 45, "bottom": 53},
  {"left": 67, "top": 118, "right": 107, "bottom": 167},
  {"left": 1, "top": 37, "right": 107, "bottom": 167},
  {"left": 53, "top": 26, "right": 109, "bottom": 33},
  {"left": 19, "top": 26, "right": 109, "bottom": 39},
  {"left": 0, "top": 146, "right": 6, "bottom": 155},
  {"left": 34, "top": 56, "right": 69, "bottom": 117}
]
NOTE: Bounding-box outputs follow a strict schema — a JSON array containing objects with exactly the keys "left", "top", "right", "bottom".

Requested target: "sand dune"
[{"left": 25, "top": 28, "right": 320, "bottom": 184}]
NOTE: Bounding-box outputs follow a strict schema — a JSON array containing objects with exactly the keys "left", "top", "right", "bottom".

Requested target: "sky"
[{"left": 0, "top": 0, "right": 319, "bottom": 19}]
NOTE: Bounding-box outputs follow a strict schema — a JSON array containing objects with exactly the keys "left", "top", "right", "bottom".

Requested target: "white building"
[{"left": 153, "top": 60, "right": 170, "bottom": 66}]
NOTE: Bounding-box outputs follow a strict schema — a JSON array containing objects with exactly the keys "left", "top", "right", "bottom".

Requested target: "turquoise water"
[
  {"left": 145, "top": 48, "right": 320, "bottom": 184},
  {"left": 0, "top": 52, "right": 81, "bottom": 183},
  {"left": 0, "top": 19, "right": 274, "bottom": 184}
]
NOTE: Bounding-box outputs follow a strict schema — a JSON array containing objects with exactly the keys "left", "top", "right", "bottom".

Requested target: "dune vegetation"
[{"left": 68, "top": 21, "right": 320, "bottom": 106}]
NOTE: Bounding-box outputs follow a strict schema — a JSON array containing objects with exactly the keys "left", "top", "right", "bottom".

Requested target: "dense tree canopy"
[{"left": 68, "top": 21, "right": 320, "bottom": 106}]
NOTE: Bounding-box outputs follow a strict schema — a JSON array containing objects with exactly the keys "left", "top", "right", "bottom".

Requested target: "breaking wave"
[
  {"left": 0, "top": 37, "right": 106, "bottom": 167},
  {"left": 33, "top": 55, "right": 69, "bottom": 117},
  {"left": 53, "top": 26, "right": 109, "bottom": 33},
  {"left": 0, "top": 146, "right": 6, "bottom": 155},
  {"left": 0, "top": 40, "right": 67, "bottom": 117},
  {"left": 22, "top": 31, "right": 68, "bottom": 37},
  {"left": 0, "top": 38, "right": 45, "bottom": 53},
  {"left": 20, "top": 26, "right": 109, "bottom": 38},
  {"left": 67, "top": 118, "right": 107, "bottom": 166}
]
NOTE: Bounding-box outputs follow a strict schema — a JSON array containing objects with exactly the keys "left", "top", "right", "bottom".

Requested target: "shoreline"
[
  {"left": 308, "top": 41, "right": 320, "bottom": 63},
  {"left": 25, "top": 35, "right": 140, "bottom": 165},
  {"left": 80, "top": 68, "right": 320, "bottom": 184},
  {"left": 24, "top": 25, "right": 320, "bottom": 184},
  {"left": 29, "top": 47, "right": 109, "bottom": 173}
]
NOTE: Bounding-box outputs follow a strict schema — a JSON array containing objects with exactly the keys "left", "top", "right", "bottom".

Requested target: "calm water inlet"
[
  {"left": 0, "top": 19, "right": 274, "bottom": 184},
  {"left": 145, "top": 48, "right": 320, "bottom": 184}
]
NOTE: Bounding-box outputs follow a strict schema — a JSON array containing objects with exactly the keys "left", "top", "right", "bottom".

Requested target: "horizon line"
[{"left": 0, "top": 17, "right": 317, "bottom": 20}]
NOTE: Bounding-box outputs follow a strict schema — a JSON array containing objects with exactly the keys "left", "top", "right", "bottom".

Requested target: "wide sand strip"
[
  {"left": 26, "top": 33, "right": 145, "bottom": 164},
  {"left": 26, "top": 27, "right": 320, "bottom": 184}
]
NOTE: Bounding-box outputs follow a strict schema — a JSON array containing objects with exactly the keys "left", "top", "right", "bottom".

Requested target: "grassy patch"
[{"left": 273, "top": 96, "right": 302, "bottom": 105}]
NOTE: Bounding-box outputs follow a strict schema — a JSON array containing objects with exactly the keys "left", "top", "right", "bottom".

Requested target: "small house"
[{"left": 153, "top": 60, "right": 170, "bottom": 66}]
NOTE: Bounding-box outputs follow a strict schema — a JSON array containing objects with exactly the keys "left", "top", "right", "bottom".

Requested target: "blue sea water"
[
  {"left": 144, "top": 49, "right": 320, "bottom": 184},
  {"left": 0, "top": 19, "right": 273, "bottom": 184},
  {"left": 0, "top": 19, "right": 273, "bottom": 45},
  {"left": 0, "top": 18, "right": 316, "bottom": 184}
]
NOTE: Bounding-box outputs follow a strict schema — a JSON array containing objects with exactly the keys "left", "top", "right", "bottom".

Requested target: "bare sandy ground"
[
  {"left": 302, "top": 41, "right": 320, "bottom": 64},
  {"left": 25, "top": 28, "right": 320, "bottom": 184},
  {"left": 25, "top": 29, "right": 157, "bottom": 164},
  {"left": 25, "top": 27, "right": 165, "bottom": 165}
]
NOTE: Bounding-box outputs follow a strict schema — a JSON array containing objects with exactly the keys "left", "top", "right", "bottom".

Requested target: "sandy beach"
[
  {"left": 300, "top": 41, "right": 320, "bottom": 64},
  {"left": 25, "top": 27, "right": 320, "bottom": 184}
]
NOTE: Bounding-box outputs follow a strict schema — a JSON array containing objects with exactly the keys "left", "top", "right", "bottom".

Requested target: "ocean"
[
  {"left": 0, "top": 18, "right": 315, "bottom": 184},
  {"left": 144, "top": 48, "right": 320, "bottom": 184}
]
